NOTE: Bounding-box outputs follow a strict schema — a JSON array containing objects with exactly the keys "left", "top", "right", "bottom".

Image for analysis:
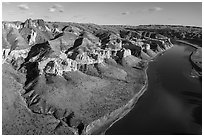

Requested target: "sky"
[{"left": 2, "top": 2, "right": 202, "bottom": 27}]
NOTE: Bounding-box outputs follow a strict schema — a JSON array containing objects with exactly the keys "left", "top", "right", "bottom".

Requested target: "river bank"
[
  {"left": 176, "top": 40, "right": 202, "bottom": 77},
  {"left": 83, "top": 76, "right": 148, "bottom": 135},
  {"left": 83, "top": 43, "right": 174, "bottom": 135},
  {"left": 176, "top": 40, "right": 200, "bottom": 49}
]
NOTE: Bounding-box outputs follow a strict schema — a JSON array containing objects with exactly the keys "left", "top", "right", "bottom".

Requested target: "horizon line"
[{"left": 2, "top": 18, "right": 202, "bottom": 28}]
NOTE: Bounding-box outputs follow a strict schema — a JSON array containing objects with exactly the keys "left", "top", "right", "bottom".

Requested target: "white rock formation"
[
  {"left": 123, "top": 49, "right": 131, "bottom": 58},
  {"left": 2, "top": 48, "right": 29, "bottom": 64},
  {"left": 38, "top": 48, "right": 121, "bottom": 76},
  {"left": 28, "top": 29, "right": 37, "bottom": 45}
]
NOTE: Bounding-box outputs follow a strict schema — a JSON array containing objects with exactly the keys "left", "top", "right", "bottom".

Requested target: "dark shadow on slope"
[{"left": 65, "top": 37, "right": 83, "bottom": 54}]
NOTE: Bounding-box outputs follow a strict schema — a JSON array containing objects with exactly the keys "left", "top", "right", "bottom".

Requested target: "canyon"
[{"left": 3, "top": 18, "right": 199, "bottom": 135}]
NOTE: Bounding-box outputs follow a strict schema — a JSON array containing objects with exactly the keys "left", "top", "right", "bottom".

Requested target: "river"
[{"left": 106, "top": 42, "right": 202, "bottom": 135}]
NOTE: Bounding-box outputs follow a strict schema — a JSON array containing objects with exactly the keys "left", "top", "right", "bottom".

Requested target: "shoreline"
[
  {"left": 176, "top": 40, "right": 199, "bottom": 49},
  {"left": 83, "top": 70, "right": 148, "bottom": 135},
  {"left": 102, "top": 63, "right": 149, "bottom": 135},
  {"left": 83, "top": 44, "right": 174, "bottom": 135},
  {"left": 176, "top": 39, "right": 202, "bottom": 76}
]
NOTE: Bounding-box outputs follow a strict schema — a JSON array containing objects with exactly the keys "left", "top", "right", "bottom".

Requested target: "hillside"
[{"left": 2, "top": 18, "right": 185, "bottom": 135}]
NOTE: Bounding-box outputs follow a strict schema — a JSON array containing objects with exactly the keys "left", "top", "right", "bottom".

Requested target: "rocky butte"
[{"left": 2, "top": 18, "right": 175, "bottom": 135}]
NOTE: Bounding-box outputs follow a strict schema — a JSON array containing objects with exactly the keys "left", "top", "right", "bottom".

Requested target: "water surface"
[{"left": 106, "top": 43, "right": 202, "bottom": 135}]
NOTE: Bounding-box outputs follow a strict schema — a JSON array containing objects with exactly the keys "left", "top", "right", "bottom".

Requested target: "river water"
[{"left": 106, "top": 42, "right": 202, "bottom": 135}]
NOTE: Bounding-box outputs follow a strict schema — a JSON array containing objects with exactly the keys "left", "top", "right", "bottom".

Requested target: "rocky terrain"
[
  {"left": 113, "top": 24, "right": 202, "bottom": 43},
  {"left": 129, "top": 24, "right": 202, "bottom": 78},
  {"left": 2, "top": 18, "right": 174, "bottom": 135}
]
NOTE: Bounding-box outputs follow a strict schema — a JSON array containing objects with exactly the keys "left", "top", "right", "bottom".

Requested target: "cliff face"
[{"left": 2, "top": 18, "right": 173, "bottom": 135}]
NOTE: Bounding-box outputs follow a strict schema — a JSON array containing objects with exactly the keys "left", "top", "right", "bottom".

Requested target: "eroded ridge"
[{"left": 2, "top": 18, "right": 174, "bottom": 135}]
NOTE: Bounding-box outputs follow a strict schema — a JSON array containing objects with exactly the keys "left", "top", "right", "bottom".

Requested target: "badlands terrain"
[{"left": 2, "top": 19, "right": 201, "bottom": 135}]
